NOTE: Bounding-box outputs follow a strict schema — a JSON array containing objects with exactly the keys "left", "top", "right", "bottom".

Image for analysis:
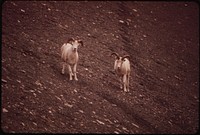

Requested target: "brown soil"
[{"left": 1, "top": 1, "right": 199, "bottom": 134}]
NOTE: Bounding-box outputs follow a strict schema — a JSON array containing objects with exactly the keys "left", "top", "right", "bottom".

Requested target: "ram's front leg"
[
  {"left": 119, "top": 76, "right": 123, "bottom": 89},
  {"left": 123, "top": 74, "right": 127, "bottom": 92},
  {"left": 73, "top": 63, "right": 78, "bottom": 81},
  {"left": 62, "top": 62, "right": 65, "bottom": 74},
  {"left": 67, "top": 64, "right": 73, "bottom": 80}
]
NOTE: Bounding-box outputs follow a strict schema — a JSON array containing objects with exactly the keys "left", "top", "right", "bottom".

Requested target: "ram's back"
[{"left": 61, "top": 43, "right": 72, "bottom": 62}]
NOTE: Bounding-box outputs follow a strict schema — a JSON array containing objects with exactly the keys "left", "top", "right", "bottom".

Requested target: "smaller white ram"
[
  {"left": 111, "top": 52, "right": 131, "bottom": 92},
  {"left": 61, "top": 38, "right": 83, "bottom": 81}
]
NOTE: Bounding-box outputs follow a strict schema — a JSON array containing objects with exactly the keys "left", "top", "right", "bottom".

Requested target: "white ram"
[
  {"left": 61, "top": 38, "right": 83, "bottom": 81},
  {"left": 111, "top": 52, "right": 131, "bottom": 92}
]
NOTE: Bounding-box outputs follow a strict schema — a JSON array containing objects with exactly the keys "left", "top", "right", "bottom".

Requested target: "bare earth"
[{"left": 1, "top": 1, "right": 199, "bottom": 134}]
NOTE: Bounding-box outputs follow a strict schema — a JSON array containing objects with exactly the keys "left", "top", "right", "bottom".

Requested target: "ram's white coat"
[
  {"left": 61, "top": 38, "right": 83, "bottom": 81},
  {"left": 112, "top": 53, "right": 131, "bottom": 92}
]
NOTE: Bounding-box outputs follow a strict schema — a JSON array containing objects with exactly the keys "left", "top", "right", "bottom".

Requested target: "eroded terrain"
[{"left": 1, "top": 1, "right": 199, "bottom": 134}]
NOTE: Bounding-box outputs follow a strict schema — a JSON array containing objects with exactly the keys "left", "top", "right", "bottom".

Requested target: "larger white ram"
[
  {"left": 111, "top": 52, "right": 131, "bottom": 92},
  {"left": 61, "top": 38, "right": 83, "bottom": 81}
]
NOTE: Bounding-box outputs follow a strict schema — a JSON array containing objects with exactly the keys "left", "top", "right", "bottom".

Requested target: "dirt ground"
[{"left": 1, "top": 1, "right": 199, "bottom": 134}]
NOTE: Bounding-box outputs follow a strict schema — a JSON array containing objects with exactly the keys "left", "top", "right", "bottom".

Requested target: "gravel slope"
[{"left": 1, "top": 1, "right": 199, "bottom": 134}]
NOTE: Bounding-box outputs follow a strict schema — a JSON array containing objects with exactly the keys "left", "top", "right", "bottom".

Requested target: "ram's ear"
[
  {"left": 67, "top": 38, "right": 75, "bottom": 44},
  {"left": 78, "top": 40, "right": 83, "bottom": 46},
  {"left": 122, "top": 55, "right": 130, "bottom": 61},
  {"left": 111, "top": 52, "right": 120, "bottom": 60}
]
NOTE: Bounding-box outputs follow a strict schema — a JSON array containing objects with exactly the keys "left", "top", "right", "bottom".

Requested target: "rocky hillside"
[{"left": 1, "top": 1, "right": 199, "bottom": 134}]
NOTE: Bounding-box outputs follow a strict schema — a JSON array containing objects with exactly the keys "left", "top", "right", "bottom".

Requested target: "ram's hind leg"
[
  {"left": 118, "top": 76, "right": 123, "bottom": 89},
  {"left": 67, "top": 64, "right": 73, "bottom": 80},
  {"left": 73, "top": 64, "right": 78, "bottom": 81},
  {"left": 126, "top": 74, "right": 130, "bottom": 92}
]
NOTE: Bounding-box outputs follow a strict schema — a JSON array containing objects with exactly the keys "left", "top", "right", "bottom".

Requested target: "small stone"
[
  {"left": 17, "top": 80, "right": 21, "bottom": 83},
  {"left": 21, "top": 70, "right": 26, "bottom": 73},
  {"left": 35, "top": 80, "right": 42, "bottom": 86},
  {"left": 2, "top": 79, "right": 7, "bottom": 83},
  {"left": 30, "top": 90, "right": 35, "bottom": 93},
  {"left": 74, "top": 89, "right": 77, "bottom": 93},
  {"left": 21, "top": 122, "right": 25, "bottom": 126},
  {"left": 21, "top": 9, "right": 25, "bottom": 12},
  {"left": 132, "top": 9, "right": 137, "bottom": 12},
  {"left": 3, "top": 108, "right": 8, "bottom": 113},
  {"left": 89, "top": 101, "right": 93, "bottom": 104},
  {"left": 33, "top": 93, "right": 37, "bottom": 97},
  {"left": 143, "top": 34, "right": 147, "bottom": 38},
  {"left": 119, "top": 20, "right": 124, "bottom": 23},
  {"left": 114, "top": 131, "right": 119, "bottom": 134},
  {"left": 96, "top": 119, "right": 105, "bottom": 125},
  {"left": 33, "top": 122, "right": 37, "bottom": 126},
  {"left": 79, "top": 110, "right": 84, "bottom": 113},
  {"left": 122, "top": 127, "right": 128, "bottom": 132},
  {"left": 64, "top": 103, "right": 73, "bottom": 108},
  {"left": 132, "top": 123, "right": 139, "bottom": 128}
]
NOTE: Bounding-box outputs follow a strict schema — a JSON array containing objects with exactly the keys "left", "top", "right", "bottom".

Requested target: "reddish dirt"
[{"left": 1, "top": 1, "right": 199, "bottom": 134}]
